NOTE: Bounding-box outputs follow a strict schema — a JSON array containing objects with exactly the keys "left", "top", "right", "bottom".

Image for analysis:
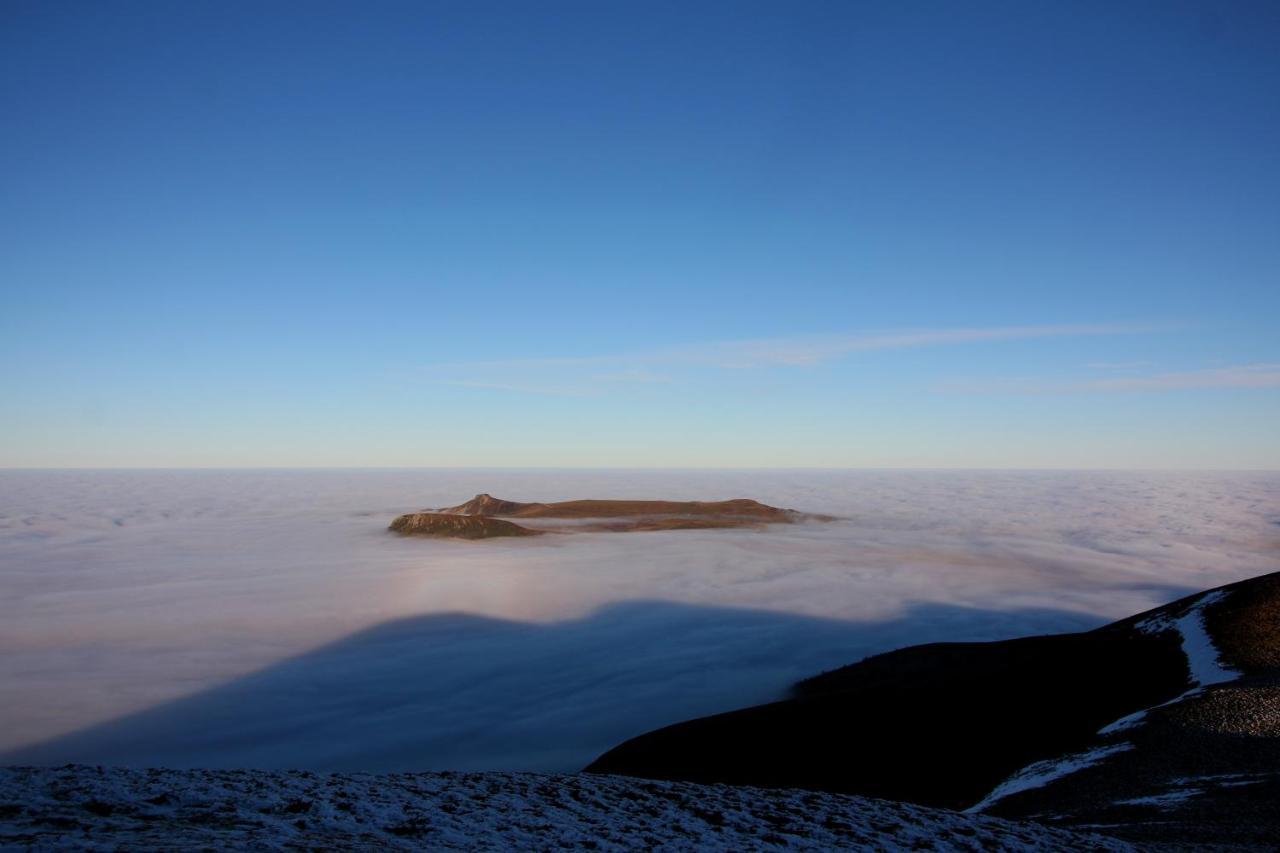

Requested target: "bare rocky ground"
[
  {"left": 0, "top": 765, "right": 1133, "bottom": 851},
  {"left": 983, "top": 670, "right": 1280, "bottom": 849}
]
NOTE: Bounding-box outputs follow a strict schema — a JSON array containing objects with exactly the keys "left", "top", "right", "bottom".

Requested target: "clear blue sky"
[{"left": 2, "top": 1, "right": 1278, "bottom": 468}]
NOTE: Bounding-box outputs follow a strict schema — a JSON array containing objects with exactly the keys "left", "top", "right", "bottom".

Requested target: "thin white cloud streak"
[
  {"left": 421, "top": 323, "right": 1156, "bottom": 395},
  {"left": 440, "top": 379, "right": 596, "bottom": 397},
  {"left": 440, "top": 369, "right": 674, "bottom": 397},
  {"left": 1085, "top": 360, "right": 1154, "bottom": 371},
  {"left": 941, "top": 364, "right": 1280, "bottom": 395},
  {"left": 689, "top": 323, "right": 1156, "bottom": 369},
  {"left": 1087, "top": 364, "right": 1280, "bottom": 391}
]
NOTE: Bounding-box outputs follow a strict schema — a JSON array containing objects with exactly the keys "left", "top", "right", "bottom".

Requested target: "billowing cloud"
[{"left": 2, "top": 469, "right": 1273, "bottom": 773}]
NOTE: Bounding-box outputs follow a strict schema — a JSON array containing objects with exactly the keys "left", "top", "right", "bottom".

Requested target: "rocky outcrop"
[
  {"left": 438, "top": 494, "right": 541, "bottom": 517},
  {"left": 388, "top": 512, "right": 541, "bottom": 539}
]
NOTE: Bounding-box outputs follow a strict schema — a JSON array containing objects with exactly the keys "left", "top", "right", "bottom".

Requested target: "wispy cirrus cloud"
[
  {"left": 942, "top": 364, "right": 1280, "bottom": 395},
  {"left": 439, "top": 368, "right": 674, "bottom": 398},
  {"left": 1085, "top": 360, "right": 1154, "bottom": 371},
  {"left": 1084, "top": 364, "right": 1280, "bottom": 391},
  {"left": 419, "top": 322, "right": 1156, "bottom": 396},
  {"left": 666, "top": 323, "right": 1154, "bottom": 369}
]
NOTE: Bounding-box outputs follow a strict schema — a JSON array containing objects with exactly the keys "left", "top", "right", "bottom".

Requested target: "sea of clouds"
[{"left": 1, "top": 469, "right": 1277, "bottom": 772}]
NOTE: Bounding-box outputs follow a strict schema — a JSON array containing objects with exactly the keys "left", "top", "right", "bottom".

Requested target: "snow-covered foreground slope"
[{"left": 0, "top": 765, "right": 1132, "bottom": 851}]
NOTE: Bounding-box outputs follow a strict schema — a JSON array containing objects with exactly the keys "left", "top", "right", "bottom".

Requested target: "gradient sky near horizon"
[{"left": 2, "top": 1, "right": 1278, "bottom": 468}]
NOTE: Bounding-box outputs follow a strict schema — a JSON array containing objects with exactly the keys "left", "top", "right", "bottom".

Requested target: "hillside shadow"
[{"left": 3, "top": 587, "right": 1195, "bottom": 774}]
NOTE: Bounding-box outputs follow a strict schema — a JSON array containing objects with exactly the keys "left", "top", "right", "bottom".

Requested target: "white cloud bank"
[{"left": 1, "top": 469, "right": 1275, "bottom": 772}]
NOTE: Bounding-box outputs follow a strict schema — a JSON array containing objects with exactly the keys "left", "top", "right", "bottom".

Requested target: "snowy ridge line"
[
  {"left": 967, "top": 589, "right": 1238, "bottom": 813},
  {"left": 964, "top": 744, "right": 1134, "bottom": 814},
  {"left": 1099, "top": 589, "right": 1238, "bottom": 735},
  {"left": 1112, "top": 772, "right": 1268, "bottom": 811},
  {"left": 0, "top": 765, "right": 1135, "bottom": 851}
]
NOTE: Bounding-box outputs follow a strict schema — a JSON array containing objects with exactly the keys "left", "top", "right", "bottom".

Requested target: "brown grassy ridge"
[
  {"left": 388, "top": 513, "right": 541, "bottom": 539},
  {"left": 390, "top": 494, "right": 827, "bottom": 538},
  {"left": 441, "top": 494, "right": 801, "bottom": 521}
]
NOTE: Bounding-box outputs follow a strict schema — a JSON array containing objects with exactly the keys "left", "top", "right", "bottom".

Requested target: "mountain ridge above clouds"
[
  {"left": 437, "top": 493, "right": 807, "bottom": 521},
  {"left": 586, "top": 570, "right": 1280, "bottom": 848},
  {"left": 390, "top": 493, "right": 826, "bottom": 538}
]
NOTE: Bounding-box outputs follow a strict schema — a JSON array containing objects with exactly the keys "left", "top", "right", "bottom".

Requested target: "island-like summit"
[{"left": 389, "top": 493, "right": 826, "bottom": 539}]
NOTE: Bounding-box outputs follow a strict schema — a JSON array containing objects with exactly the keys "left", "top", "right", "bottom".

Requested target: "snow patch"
[
  {"left": 966, "top": 743, "right": 1134, "bottom": 813},
  {"left": 1115, "top": 789, "right": 1203, "bottom": 808},
  {"left": 1113, "top": 773, "right": 1267, "bottom": 810},
  {"left": 1172, "top": 772, "right": 1267, "bottom": 788},
  {"left": 1097, "top": 589, "right": 1238, "bottom": 735},
  {"left": 973, "top": 587, "right": 1245, "bottom": 813},
  {"left": 1133, "top": 589, "right": 1235, "bottom": 685},
  {"left": 1098, "top": 708, "right": 1149, "bottom": 735}
]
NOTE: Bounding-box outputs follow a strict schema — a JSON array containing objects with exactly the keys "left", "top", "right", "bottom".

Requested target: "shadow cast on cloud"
[{"left": 4, "top": 589, "right": 1194, "bottom": 774}]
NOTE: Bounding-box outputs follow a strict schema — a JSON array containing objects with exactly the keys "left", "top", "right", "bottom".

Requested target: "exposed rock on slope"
[
  {"left": 1204, "top": 571, "right": 1280, "bottom": 671},
  {"left": 0, "top": 765, "right": 1132, "bottom": 851},
  {"left": 439, "top": 493, "right": 539, "bottom": 517},
  {"left": 586, "top": 570, "right": 1280, "bottom": 847},
  {"left": 388, "top": 513, "right": 541, "bottom": 539}
]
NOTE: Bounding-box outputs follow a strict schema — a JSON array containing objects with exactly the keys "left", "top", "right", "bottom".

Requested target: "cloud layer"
[{"left": 2, "top": 469, "right": 1275, "bottom": 772}]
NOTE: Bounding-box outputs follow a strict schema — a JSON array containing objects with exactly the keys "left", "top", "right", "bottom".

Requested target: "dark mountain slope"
[
  {"left": 587, "top": 572, "right": 1279, "bottom": 818},
  {"left": 973, "top": 572, "right": 1280, "bottom": 848}
]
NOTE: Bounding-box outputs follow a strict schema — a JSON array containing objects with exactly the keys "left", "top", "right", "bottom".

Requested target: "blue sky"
[{"left": 2, "top": 1, "right": 1278, "bottom": 468}]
